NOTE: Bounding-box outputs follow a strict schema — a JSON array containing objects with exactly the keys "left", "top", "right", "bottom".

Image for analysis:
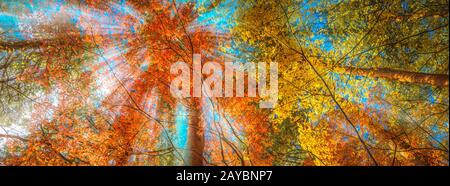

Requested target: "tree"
[
  {"left": 232, "top": 0, "right": 448, "bottom": 165},
  {"left": 1, "top": 0, "right": 448, "bottom": 166}
]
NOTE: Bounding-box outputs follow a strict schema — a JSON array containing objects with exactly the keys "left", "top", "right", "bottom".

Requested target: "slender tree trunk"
[
  {"left": 187, "top": 98, "right": 204, "bottom": 166},
  {"left": 0, "top": 40, "right": 49, "bottom": 49},
  {"left": 334, "top": 66, "right": 449, "bottom": 88}
]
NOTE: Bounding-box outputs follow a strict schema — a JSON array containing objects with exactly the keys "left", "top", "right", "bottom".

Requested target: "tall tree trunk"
[
  {"left": 187, "top": 98, "right": 204, "bottom": 166},
  {"left": 334, "top": 67, "right": 449, "bottom": 88}
]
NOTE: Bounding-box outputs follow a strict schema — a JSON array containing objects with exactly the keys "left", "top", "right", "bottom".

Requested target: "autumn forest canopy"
[{"left": 0, "top": 0, "right": 448, "bottom": 166}]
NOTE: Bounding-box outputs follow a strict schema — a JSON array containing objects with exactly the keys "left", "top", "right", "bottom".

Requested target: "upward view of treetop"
[{"left": 0, "top": 0, "right": 448, "bottom": 166}]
